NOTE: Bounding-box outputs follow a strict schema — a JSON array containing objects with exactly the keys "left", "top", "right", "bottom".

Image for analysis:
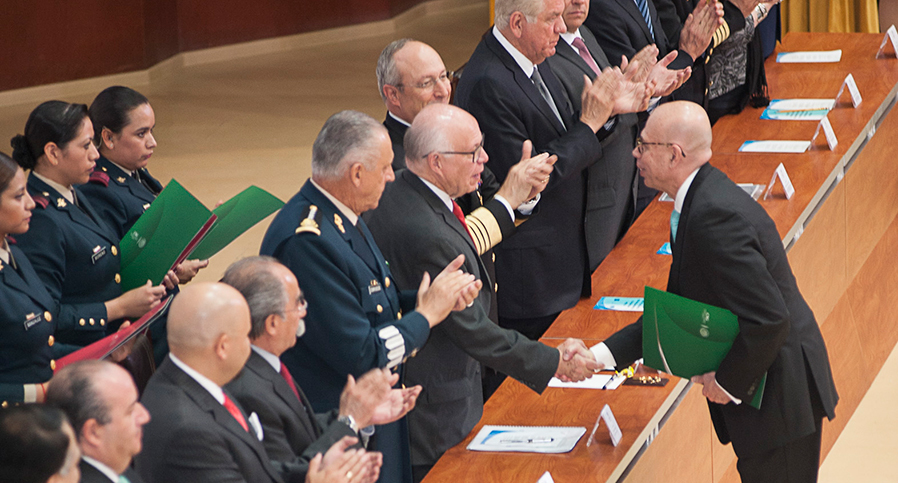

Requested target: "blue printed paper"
[
  {"left": 594, "top": 297, "right": 644, "bottom": 312},
  {"left": 657, "top": 243, "right": 672, "bottom": 255}
]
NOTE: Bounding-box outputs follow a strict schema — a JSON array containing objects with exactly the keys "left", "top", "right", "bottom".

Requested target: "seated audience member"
[
  {"left": 0, "top": 151, "right": 57, "bottom": 406},
  {"left": 80, "top": 86, "right": 208, "bottom": 283},
  {"left": 260, "top": 110, "right": 480, "bottom": 483},
  {"left": 224, "top": 256, "right": 405, "bottom": 482},
  {"left": 46, "top": 360, "right": 149, "bottom": 483},
  {"left": 0, "top": 404, "right": 81, "bottom": 483},
  {"left": 365, "top": 103, "right": 601, "bottom": 481},
  {"left": 134, "top": 282, "right": 283, "bottom": 483},
  {"left": 10, "top": 101, "right": 166, "bottom": 355}
]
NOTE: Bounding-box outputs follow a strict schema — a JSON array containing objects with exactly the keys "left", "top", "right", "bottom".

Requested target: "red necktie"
[
  {"left": 451, "top": 201, "right": 475, "bottom": 245},
  {"left": 279, "top": 362, "right": 302, "bottom": 402},
  {"left": 223, "top": 394, "right": 249, "bottom": 432},
  {"left": 571, "top": 37, "right": 601, "bottom": 76}
]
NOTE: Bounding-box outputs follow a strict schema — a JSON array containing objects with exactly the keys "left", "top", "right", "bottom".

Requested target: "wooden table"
[{"left": 424, "top": 33, "right": 898, "bottom": 482}]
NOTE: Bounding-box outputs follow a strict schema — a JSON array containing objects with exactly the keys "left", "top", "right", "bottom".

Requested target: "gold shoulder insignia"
[
  {"left": 57, "top": 198, "right": 67, "bottom": 208},
  {"left": 333, "top": 213, "right": 346, "bottom": 234},
  {"left": 295, "top": 205, "right": 322, "bottom": 236},
  {"left": 117, "top": 177, "right": 127, "bottom": 183}
]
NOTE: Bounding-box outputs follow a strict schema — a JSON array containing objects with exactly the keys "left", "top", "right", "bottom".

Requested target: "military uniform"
[
  {"left": 15, "top": 174, "right": 123, "bottom": 356},
  {"left": 260, "top": 179, "right": 430, "bottom": 483},
  {"left": 0, "top": 242, "right": 57, "bottom": 407},
  {"left": 79, "top": 155, "right": 163, "bottom": 239}
]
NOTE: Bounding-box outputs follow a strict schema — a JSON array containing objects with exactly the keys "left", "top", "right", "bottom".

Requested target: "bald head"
[
  {"left": 634, "top": 101, "right": 713, "bottom": 197},
  {"left": 405, "top": 104, "right": 486, "bottom": 197},
  {"left": 167, "top": 282, "right": 252, "bottom": 386}
]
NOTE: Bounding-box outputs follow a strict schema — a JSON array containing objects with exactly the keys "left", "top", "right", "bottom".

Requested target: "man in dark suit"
[
  {"left": 224, "top": 256, "right": 428, "bottom": 483},
  {"left": 366, "top": 104, "right": 601, "bottom": 482},
  {"left": 455, "top": 0, "right": 650, "bottom": 340},
  {"left": 46, "top": 360, "right": 149, "bottom": 483},
  {"left": 546, "top": 0, "right": 690, "bottom": 271},
  {"left": 134, "top": 282, "right": 284, "bottom": 483},
  {"left": 594, "top": 101, "right": 838, "bottom": 482},
  {"left": 260, "top": 110, "right": 480, "bottom": 483}
]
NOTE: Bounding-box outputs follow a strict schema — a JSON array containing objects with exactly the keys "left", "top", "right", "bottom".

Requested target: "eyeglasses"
[
  {"left": 396, "top": 72, "right": 453, "bottom": 91},
  {"left": 635, "top": 136, "right": 685, "bottom": 156},
  {"left": 289, "top": 294, "right": 308, "bottom": 314},
  {"left": 426, "top": 135, "right": 485, "bottom": 164}
]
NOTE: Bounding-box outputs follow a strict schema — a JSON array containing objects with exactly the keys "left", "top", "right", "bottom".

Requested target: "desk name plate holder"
[{"left": 876, "top": 25, "right": 898, "bottom": 59}]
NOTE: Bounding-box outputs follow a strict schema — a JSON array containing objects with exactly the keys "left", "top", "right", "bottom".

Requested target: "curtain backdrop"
[{"left": 782, "top": 0, "right": 880, "bottom": 34}]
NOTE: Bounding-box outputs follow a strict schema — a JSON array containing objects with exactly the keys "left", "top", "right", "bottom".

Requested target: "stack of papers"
[
  {"left": 761, "top": 99, "right": 836, "bottom": 121},
  {"left": 467, "top": 426, "right": 586, "bottom": 453},
  {"left": 776, "top": 50, "right": 842, "bottom": 63}
]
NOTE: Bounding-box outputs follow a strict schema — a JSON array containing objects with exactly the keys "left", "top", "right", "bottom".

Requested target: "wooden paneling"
[{"left": 2, "top": 0, "right": 430, "bottom": 92}]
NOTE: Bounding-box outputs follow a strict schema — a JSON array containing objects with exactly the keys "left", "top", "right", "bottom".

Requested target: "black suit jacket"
[
  {"left": 455, "top": 29, "right": 603, "bottom": 319},
  {"left": 79, "top": 459, "right": 144, "bottom": 483},
  {"left": 603, "top": 164, "right": 838, "bottom": 457},
  {"left": 366, "top": 170, "right": 559, "bottom": 466},
  {"left": 135, "top": 358, "right": 283, "bottom": 483},
  {"left": 225, "top": 351, "right": 355, "bottom": 482},
  {"left": 586, "top": 0, "right": 745, "bottom": 105},
  {"left": 545, "top": 30, "right": 639, "bottom": 270}
]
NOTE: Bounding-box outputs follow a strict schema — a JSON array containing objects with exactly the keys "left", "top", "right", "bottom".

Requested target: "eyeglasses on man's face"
[
  {"left": 425, "top": 134, "right": 485, "bottom": 164},
  {"left": 396, "top": 71, "right": 452, "bottom": 91},
  {"left": 635, "top": 136, "right": 685, "bottom": 156}
]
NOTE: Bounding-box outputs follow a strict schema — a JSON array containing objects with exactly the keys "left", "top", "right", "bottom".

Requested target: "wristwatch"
[{"left": 337, "top": 414, "right": 359, "bottom": 433}]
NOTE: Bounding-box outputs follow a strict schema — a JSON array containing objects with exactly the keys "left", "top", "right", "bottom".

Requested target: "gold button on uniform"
[
  {"left": 79, "top": 318, "right": 86, "bottom": 326},
  {"left": 397, "top": 311, "right": 402, "bottom": 319},
  {"left": 100, "top": 319, "right": 106, "bottom": 326},
  {"left": 385, "top": 277, "right": 391, "bottom": 288},
  {"left": 44, "top": 311, "right": 52, "bottom": 322},
  {"left": 494, "top": 283, "right": 498, "bottom": 292},
  {"left": 114, "top": 273, "right": 121, "bottom": 284},
  {"left": 376, "top": 304, "right": 384, "bottom": 313},
  {"left": 50, "top": 360, "right": 56, "bottom": 371},
  {"left": 1, "top": 401, "right": 7, "bottom": 408},
  {"left": 48, "top": 336, "right": 54, "bottom": 347},
  {"left": 492, "top": 253, "right": 496, "bottom": 262},
  {"left": 111, "top": 246, "right": 118, "bottom": 256},
  {"left": 89, "top": 318, "right": 95, "bottom": 326}
]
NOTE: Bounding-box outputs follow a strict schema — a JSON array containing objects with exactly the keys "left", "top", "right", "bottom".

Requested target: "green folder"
[
  {"left": 643, "top": 286, "right": 766, "bottom": 409},
  {"left": 119, "top": 181, "right": 284, "bottom": 291}
]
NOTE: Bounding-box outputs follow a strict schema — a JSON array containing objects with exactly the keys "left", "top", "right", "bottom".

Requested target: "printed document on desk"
[
  {"left": 761, "top": 99, "right": 836, "bottom": 120},
  {"left": 776, "top": 50, "right": 842, "bottom": 63},
  {"left": 467, "top": 426, "right": 587, "bottom": 453}
]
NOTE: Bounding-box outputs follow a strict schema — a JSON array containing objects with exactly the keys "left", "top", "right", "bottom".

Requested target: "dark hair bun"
[{"left": 10, "top": 134, "right": 35, "bottom": 170}]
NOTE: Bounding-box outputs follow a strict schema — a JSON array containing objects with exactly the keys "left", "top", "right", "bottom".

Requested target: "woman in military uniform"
[
  {"left": 10, "top": 101, "right": 167, "bottom": 357},
  {"left": 80, "top": 86, "right": 207, "bottom": 282},
  {"left": 0, "top": 152, "right": 56, "bottom": 406}
]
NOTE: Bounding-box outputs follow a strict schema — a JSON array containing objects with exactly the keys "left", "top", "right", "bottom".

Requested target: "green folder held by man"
[
  {"left": 119, "top": 180, "right": 284, "bottom": 291},
  {"left": 643, "top": 286, "right": 767, "bottom": 409}
]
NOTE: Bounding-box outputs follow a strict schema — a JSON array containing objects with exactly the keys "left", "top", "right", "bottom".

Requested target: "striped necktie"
[
  {"left": 633, "top": 0, "right": 655, "bottom": 41},
  {"left": 670, "top": 209, "right": 680, "bottom": 243}
]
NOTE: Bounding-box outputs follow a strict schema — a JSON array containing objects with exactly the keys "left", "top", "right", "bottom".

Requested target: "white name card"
[
  {"left": 776, "top": 50, "right": 842, "bottom": 63},
  {"left": 764, "top": 163, "right": 796, "bottom": 200},
  {"left": 739, "top": 140, "right": 811, "bottom": 153},
  {"left": 836, "top": 74, "right": 863, "bottom": 108},
  {"left": 812, "top": 115, "right": 839, "bottom": 151},
  {"left": 877, "top": 25, "right": 898, "bottom": 58},
  {"left": 587, "top": 404, "right": 622, "bottom": 447},
  {"left": 536, "top": 472, "right": 555, "bottom": 483}
]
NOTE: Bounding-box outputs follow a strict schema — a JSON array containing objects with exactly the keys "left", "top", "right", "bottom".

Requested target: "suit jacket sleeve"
[
  {"left": 459, "top": 73, "right": 601, "bottom": 192},
  {"left": 276, "top": 234, "right": 430, "bottom": 377},
  {"left": 692, "top": 205, "right": 790, "bottom": 401}
]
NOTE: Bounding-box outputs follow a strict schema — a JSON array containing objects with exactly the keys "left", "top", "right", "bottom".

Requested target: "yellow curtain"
[{"left": 782, "top": 0, "right": 880, "bottom": 34}]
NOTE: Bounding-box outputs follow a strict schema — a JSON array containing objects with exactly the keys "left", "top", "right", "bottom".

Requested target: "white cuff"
[
  {"left": 589, "top": 342, "right": 618, "bottom": 370},
  {"left": 493, "top": 195, "right": 516, "bottom": 221},
  {"left": 516, "top": 194, "right": 540, "bottom": 216},
  {"left": 714, "top": 378, "right": 742, "bottom": 405}
]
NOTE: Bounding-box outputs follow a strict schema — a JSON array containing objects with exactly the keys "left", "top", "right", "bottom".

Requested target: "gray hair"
[
  {"left": 376, "top": 38, "right": 414, "bottom": 102},
  {"left": 404, "top": 118, "right": 449, "bottom": 166},
  {"left": 495, "top": 0, "right": 543, "bottom": 29},
  {"left": 221, "top": 256, "right": 289, "bottom": 340},
  {"left": 311, "top": 110, "right": 386, "bottom": 180},
  {"left": 45, "top": 360, "right": 114, "bottom": 440}
]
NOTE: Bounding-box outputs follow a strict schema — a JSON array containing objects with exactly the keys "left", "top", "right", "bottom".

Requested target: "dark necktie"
[
  {"left": 530, "top": 66, "right": 566, "bottom": 129},
  {"left": 670, "top": 209, "right": 680, "bottom": 243},
  {"left": 279, "top": 362, "right": 302, "bottom": 402},
  {"left": 223, "top": 394, "right": 249, "bottom": 432},
  {"left": 351, "top": 219, "right": 379, "bottom": 274},
  {"left": 451, "top": 200, "right": 475, "bottom": 245},
  {"left": 571, "top": 37, "right": 601, "bottom": 75},
  {"left": 634, "top": 0, "right": 656, "bottom": 41}
]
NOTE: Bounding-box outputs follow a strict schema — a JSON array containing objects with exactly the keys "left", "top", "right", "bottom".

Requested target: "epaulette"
[
  {"left": 89, "top": 171, "right": 110, "bottom": 187},
  {"left": 32, "top": 194, "right": 49, "bottom": 209},
  {"left": 295, "top": 205, "right": 322, "bottom": 236}
]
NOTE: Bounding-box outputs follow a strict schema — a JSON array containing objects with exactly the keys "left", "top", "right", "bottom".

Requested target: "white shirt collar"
[
  {"left": 80, "top": 456, "right": 119, "bottom": 482},
  {"left": 0, "top": 239, "right": 9, "bottom": 265},
  {"left": 417, "top": 176, "right": 453, "bottom": 212},
  {"left": 492, "top": 26, "right": 535, "bottom": 77},
  {"left": 559, "top": 28, "right": 584, "bottom": 46},
  {"left": 674, "top": 167, "right": 701, "bottom": 213},
  {"left": 32, "top": 172, "right": 74, "bottom": 205},
  {"left": 169, "top": 353, "right": 225, "bottom": 405},
  {"left": 106, "top": 158, "right": 136, "bottom": 178},
  {"left": 310, "top": 178, "right": 359, "bottom": 226},
  {"left": 387, "top": 111, "right": 411, "bottom": 127},
  {"left": 251, "top": 345, "right": 281, "bottom": 373}
]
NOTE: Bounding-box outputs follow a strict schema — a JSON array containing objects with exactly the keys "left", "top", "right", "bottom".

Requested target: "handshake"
[{"left": 554, "top": 338, "right": 604, "bottom": 382}]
